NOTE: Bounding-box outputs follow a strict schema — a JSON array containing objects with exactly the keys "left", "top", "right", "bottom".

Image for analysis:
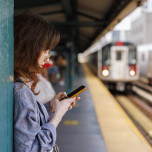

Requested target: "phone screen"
[{"left": 67, "top": 85, "right": 86, "bottom": 98}]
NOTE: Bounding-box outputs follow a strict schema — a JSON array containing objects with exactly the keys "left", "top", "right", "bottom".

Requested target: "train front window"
[
  {"left": 116, "top": 51, "right": 122, "bottom": 60},
  {"left": 128, "top": 47, "right": 136, "bottom": 65},
  {"left": 102, "top": 47, "right": 110, "bottom": 65}
]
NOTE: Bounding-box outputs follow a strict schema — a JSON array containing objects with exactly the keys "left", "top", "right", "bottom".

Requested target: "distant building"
[
  {"left": 100, "top": 30, "right": 130, "bottom": 46},
  {"left": 142, "top": 0, "right": 152, "bottom": 12},
  {"left": 112, "top": 30, "right": 120, "bottom": 41},
  {"left": 100, "top": 0, "right": 152, "bottom": 46},
  {"left": 112, "top": 30, "right": 130, "bottom": 42},
  {"left": 129, "top": 12, "right": 152, "bottom": 45}
]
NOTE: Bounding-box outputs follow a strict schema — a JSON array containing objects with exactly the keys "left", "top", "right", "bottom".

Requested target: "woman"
[{"left": 14, "top": 13, "right": 78, "bottom": 152}]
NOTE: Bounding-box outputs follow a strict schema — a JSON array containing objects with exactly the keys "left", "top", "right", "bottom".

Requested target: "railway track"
[{"left": 112, "top": 81, "right": 152, "bottom": 146}]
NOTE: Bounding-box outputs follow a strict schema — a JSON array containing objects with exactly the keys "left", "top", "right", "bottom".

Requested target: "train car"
[
  {"left": 86, "top": 41, "right": 139, "bottom": 91},
  {"left": 137, "top": 43, "right": 152, "bottom": 85}
]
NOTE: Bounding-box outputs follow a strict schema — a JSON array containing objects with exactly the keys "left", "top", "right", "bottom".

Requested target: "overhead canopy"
[{"left": 14, "top": 0, "right": 146, "bottom": 52}]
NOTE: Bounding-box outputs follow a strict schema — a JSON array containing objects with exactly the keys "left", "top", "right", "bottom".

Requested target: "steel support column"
[
  {"left": 65, "top": 48, "right": 72, "bottom": 93},
  {"left": 0, "top": 0, "right": 14, "bottom": 151}
]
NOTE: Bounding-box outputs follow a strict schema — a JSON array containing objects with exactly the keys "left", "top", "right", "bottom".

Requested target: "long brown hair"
[{"left": 14, "top": 13, "right": 60, "bottom": 94}]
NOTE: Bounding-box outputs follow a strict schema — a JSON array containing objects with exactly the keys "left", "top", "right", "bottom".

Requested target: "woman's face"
[{"left": 38, "top": 50, "right": 50, "bottom": 68}]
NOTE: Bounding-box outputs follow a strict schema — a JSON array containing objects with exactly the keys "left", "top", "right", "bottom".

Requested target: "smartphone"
[{"left": 67, "top": 85, "right": 86, "bottom": 98}]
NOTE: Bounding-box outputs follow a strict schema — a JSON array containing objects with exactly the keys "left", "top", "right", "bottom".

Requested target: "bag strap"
[{"left": 53, "top": 144, "right": 60, "bottom": 152}]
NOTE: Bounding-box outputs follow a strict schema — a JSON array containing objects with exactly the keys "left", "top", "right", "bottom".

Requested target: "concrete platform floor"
[
  {"left": 52, "top": 64, "right": 107, "bottom": 152},
  {"left": 50, "top": 63, "right": 152, "bottom": 152}
]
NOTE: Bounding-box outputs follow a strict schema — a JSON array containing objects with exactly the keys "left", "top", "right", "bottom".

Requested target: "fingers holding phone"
[
  {"left": 50, "top": 92, "right": 67, "bottom": 111},
  {"left": 55, "top": 92, "right": 67, "bottom": 100},
  {"left": 50, "top": 85, "right": 86, "bottom": 111},
  {"left": 50, "top": 97, "right": 76, "bottom": 127},
  {"left": 53, "top": 97, "right": 76, "bottom": 118},
  {"left": 68, "top": 96, "right": 80, "bottom": 110},
  {"left": 49, "top": 86, "right": 86, "bottom": 127}
]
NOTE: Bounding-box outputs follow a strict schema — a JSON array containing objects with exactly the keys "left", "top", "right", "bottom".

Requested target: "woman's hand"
[
  {"left": 68, "top": 96, "right": 80, "bottom": 110},
  {"left": 53, "top": 98, "right": 75, "bottom": 117},
  {"left": 49, "top": 92, "right": 80, "bottom": 127},
  {"left": 50, "top": 92, "right": 67, "bottom": 111},
  {"left": 50, "top": 92, "right": 80, "bottom": 111},
  {"left": 50, "top": 97, "right": 76, "bottom": 127}
]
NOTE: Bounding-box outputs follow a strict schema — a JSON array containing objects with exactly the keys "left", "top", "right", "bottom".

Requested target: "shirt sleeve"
[
  {"left": 14, "top": 88, "right": 56, "bottom": 152},
  {"left": 44, "top": 101, "right": 54, "bottom": 120}
]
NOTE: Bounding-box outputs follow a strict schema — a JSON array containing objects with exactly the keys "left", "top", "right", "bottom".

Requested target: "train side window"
[
  {"left": 142, "top": 53, "right": 145, "bottom": 61},
  {"left": 128, "top": 47, "right": 136, "bottom": 65},
  {"left": 116, "top": 51, "right": 122, "bottom": 60}
]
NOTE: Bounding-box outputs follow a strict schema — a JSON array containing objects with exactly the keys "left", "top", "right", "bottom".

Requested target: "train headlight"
[
  {"left": 129, "top": 70, "right": 135, "bottom": 76},
  {"left": 129, "top": 65, "right": 136, "bottom": 77},
  {"left": 102, "top": 69, "right": 109, "bottom": 77}
]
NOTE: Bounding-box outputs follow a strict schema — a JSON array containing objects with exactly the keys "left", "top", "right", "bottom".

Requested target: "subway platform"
[{"left": 51, "top": 64, "right": 152, "bottom": 152}]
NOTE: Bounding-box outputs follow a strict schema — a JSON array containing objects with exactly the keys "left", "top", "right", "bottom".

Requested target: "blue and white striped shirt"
[{"left": 14, "top": 82, "right": 56, "bottom": 152}]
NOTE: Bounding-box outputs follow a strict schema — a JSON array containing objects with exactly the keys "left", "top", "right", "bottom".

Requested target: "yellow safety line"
[
  {"left": 101, "top": 88, "right": 152, "bottom": 147},
  {"left": 82, "top": 63, "right": 152, "bottom": 152},
  {"left": 64, "top": 120, "right": 79, "bottom": 125},
  {"left": 115, "top": 96, "right": 152, "bottom": 147}
]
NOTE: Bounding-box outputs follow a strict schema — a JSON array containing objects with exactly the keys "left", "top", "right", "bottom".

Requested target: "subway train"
[
  {"left": 84, "top": 41, "right": 139, "bottom": 91},
  {"left": 137, "top": 43, "right": 152, "bottom": 85}
]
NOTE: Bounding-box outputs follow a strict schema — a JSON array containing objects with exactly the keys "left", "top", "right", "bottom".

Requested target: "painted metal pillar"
[
  {"left": 0, "top": 0, "right": 14, "bottom": 151},
  {"left": 65, "top": 44, "right": 78, "bottom": 93},
  {"left": 66, "top": 48, "right": 72, "bottom": 93},
  {"left": 72, "top": 49, "right": 77, "bottom": 82}
]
